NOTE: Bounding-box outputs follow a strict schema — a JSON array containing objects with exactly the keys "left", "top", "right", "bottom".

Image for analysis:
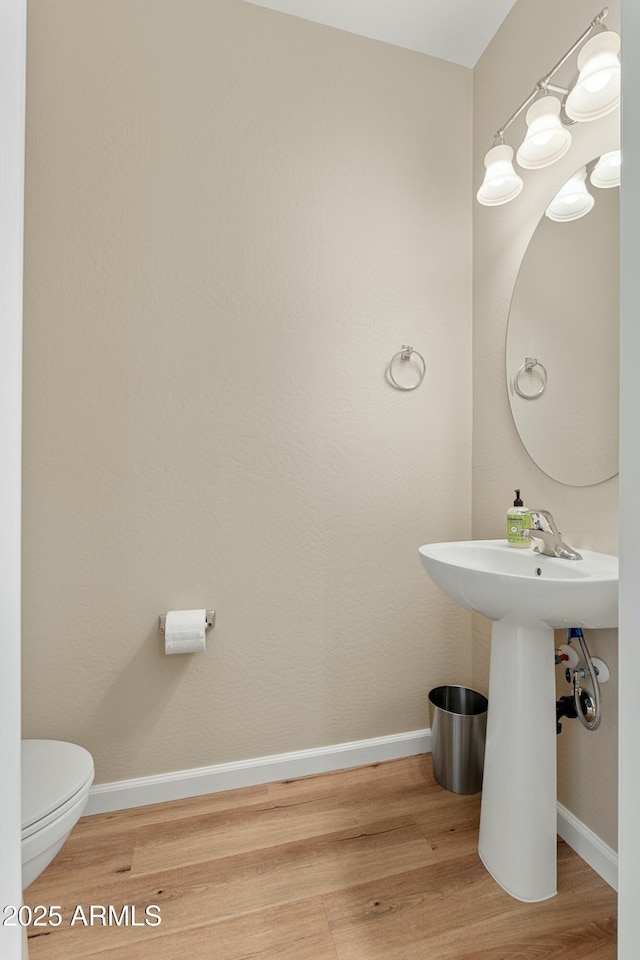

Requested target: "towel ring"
[
  {"left": 514, "top": 357, "right": 547, "bottom": 399},
  {"left": 388, "top": 345, "right": 426, "bottom": 391}
]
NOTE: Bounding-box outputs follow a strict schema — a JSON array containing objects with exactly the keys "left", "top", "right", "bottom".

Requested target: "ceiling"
[{"left": 242, "top": 0, "right": 519, "bottom": 68}]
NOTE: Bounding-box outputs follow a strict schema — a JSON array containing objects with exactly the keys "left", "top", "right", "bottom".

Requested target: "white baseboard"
[
  {"left": 85, "top": 728, "right": 432, "bottom": 816},
  {"left": 557, "top": 802, "right": 618, "bottom": 891},
  {"left": 85, "top": 729, "right": 617, "bottom": 892}
]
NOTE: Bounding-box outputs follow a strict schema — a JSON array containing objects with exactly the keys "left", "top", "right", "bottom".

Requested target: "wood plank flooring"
[{"left": 24, "top": 755, "right": 616, "bottom": 959}]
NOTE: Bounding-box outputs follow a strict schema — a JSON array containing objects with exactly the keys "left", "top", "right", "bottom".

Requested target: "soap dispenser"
[{"left": 507, "top": 489, "right": 531, "bottom": 548}]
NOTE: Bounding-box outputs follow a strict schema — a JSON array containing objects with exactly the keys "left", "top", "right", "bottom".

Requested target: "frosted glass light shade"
[
  {"left": 516, "top": 96, "right": 572, "bottom": 169},
  {"left": 477, "top": 144, "right": 523, "bottom": 206},
  {"left": 565, "top": 32, "right": 621, "bottom": 122},
  {"left": 545, "top": 166, "right": 594, "bottom": 222},
  {"left": 590, "top": 150, "right": 621, "bottom": 188}
]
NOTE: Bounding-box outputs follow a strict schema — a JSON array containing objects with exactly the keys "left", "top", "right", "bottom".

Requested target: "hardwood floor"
[{"left": 24, "top": 755, "right": 616, "bottom": 959}]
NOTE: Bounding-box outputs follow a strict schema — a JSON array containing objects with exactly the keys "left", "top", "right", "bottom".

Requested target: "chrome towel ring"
[
  {"left": 514, "top": 357, "right": 547, "bottom": 399},
  {"left": 388, "top": 345, "right": 426, "bottom": 391}
]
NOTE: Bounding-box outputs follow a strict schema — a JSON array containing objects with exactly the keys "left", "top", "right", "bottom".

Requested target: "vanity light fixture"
[
  {"left": 515, "top": 96, "right": 572, "bottom": 170},
  {"left": 590, "top": 149, "right": 621, "bottom": 188},
  {"left": 545, "top": 166, "right": 594, "bottom": 222},
  {"left": 477, "top": 7, "right": 620, "bottom": 207},
  {"left": 476, "top": 143, "right": 523, "bottom": 206},
  {"left": 565, "top": 31, "right": 621, "bottom": 122}
]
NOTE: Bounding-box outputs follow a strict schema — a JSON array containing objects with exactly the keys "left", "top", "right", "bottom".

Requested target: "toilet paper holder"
[{"left": 158, "top": 609, "right": 216, "bottom": 632}]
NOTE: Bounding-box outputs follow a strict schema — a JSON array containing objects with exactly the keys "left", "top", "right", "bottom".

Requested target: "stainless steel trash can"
[{"left": 428, "top": 685, "right": 488, "bottom": 795}]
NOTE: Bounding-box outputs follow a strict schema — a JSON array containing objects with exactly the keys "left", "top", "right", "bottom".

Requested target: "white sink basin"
[
  {"left": 418, "top": 538, "right": 619, "bottom": 904},
  {"left": 418, "top": 539, "right": 618, "bottom": 629}
]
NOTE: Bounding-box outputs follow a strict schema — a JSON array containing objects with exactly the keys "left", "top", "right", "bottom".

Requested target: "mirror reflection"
[{"left": 506, "top": 159, "right": 619, "bottom": 487}]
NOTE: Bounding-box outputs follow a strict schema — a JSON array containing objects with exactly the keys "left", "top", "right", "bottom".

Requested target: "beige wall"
[
  {"left": 22, "top": 0, "right": 473, "bottom": 783},
  {"left": 23, "top": 0, "right": 618, "bottom": 855},
  {"left": 473, "top": 0, "right": 620, "bottom": 849}
]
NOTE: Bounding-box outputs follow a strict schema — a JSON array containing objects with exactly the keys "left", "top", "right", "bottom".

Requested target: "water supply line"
[{"left": 567, "top": 627, "right": 602, "bottom": 731}]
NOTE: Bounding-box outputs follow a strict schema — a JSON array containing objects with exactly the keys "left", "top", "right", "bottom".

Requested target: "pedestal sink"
[{"left": 418, "top": 539, "right": 618, "bottom": 902}]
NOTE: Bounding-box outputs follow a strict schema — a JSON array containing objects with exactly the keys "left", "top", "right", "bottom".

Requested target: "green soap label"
[{"left": 507, "top": 513, "right": 531, "bottom": 545}]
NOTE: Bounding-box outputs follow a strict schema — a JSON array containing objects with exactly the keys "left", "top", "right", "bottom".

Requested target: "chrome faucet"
[{"left": 524, "top": 509, "right": 582, "bottom": 560}]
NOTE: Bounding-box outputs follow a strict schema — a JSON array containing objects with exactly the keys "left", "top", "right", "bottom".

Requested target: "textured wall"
[
  {"left": 473, "top": 0, "right": 620, "bottom": 849},
  {"left": 22, "top": 0, "right": 473, "bottom": 783}
]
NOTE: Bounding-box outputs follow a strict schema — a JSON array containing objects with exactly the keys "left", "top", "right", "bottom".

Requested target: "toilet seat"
[
  {"left": 22, "top": 739, "right": 94, "bottom": 837},
  {"left": 21, "top": 739, "right": 95, "bottom": 889}
]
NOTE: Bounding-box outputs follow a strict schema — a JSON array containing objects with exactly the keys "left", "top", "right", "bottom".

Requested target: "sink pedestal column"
[{"left": 478, "top": 614, "right": 558, "bottom": 902}]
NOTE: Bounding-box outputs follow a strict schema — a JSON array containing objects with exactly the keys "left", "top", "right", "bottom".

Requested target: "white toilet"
[{"left": 22, "top": 739, "right": 94, "bottom": 888}]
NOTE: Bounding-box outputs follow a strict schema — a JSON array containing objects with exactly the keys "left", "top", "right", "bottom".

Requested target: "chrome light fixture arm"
[
  {"left": 492, "top": 8, "right": 609, "bottom": 146},
  {"left": 477, "top": 7, "right": 618, "bottom": 206}
]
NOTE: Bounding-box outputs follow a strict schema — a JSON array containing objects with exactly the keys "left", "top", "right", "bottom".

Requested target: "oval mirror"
[{"left": 506, "top": 160, "right": 619, "bottom": 486}]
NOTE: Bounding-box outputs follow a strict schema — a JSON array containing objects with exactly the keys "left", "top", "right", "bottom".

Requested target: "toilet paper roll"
[{"left": 164, "top": 609, "right": 207, "bottom": 654}]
